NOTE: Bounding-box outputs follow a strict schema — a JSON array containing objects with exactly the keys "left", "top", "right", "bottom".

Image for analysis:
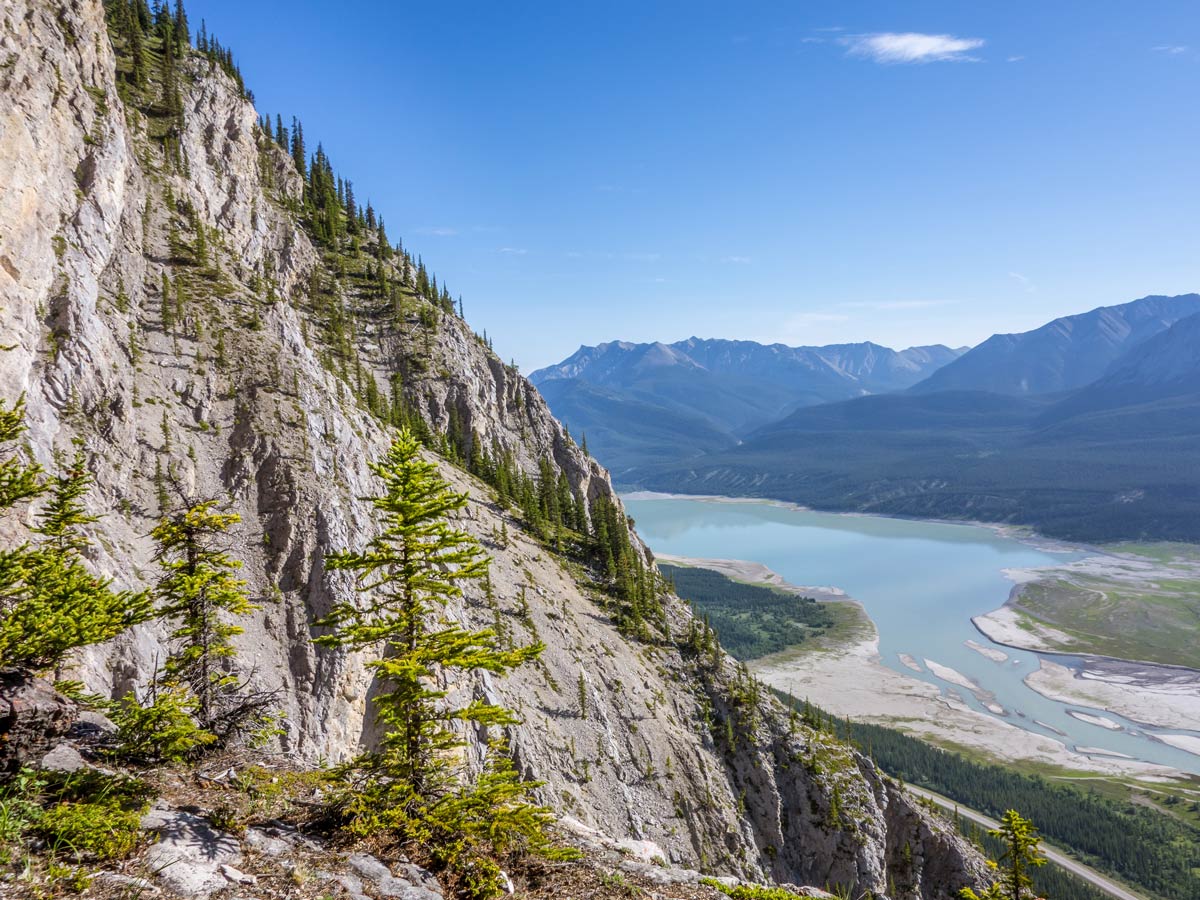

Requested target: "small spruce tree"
[
  {"left": 0, "top": 402, "right": 153, "bottom": 674},
  {"left": 959, "top": 809, "right": 1047, "bottom": 900},
  {"left": 317, "top": 428, "right": 570, "bottom": 896},
  {"left": 151, "top": 500, "right": 267, "bottom": 741}
]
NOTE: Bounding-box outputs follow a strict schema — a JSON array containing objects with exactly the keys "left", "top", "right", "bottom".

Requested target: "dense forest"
[
  {"left": 971, "top": 828, "right": 1108, "bottom": 900},
  {"left": 659, "top": 564, "right": 834, "bottom": 659},
  {"left": 818, "top": 704, "right": 1200, "bottom": 900},
  {"left": 640, "top": 387, "right": 1200, "bottom": 543}
]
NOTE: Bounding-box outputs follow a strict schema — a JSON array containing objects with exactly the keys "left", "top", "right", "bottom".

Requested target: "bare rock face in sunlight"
[{"left": 0, "top": 2, "right": 985, "bottom": 895}]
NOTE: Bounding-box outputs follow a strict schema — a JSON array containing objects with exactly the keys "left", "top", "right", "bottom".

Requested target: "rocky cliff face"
[{"left": 0, "top": 2, "right": 986, "bottom": 895}]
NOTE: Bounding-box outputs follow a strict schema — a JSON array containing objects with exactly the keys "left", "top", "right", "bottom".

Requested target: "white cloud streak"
[
  {"left": 1008, "top": 272, "right": 1036, "bottom": 293},
  {"left": 840, "top": 299, "right": 955, "bottom": 311},
  {"left": 842, "top": 32, "right": 985, "bottom": 64}
]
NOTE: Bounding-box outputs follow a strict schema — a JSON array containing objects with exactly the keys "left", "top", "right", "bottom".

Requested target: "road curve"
[{"left": 907, "top": 785, "right": 1147, "bottom": 900}]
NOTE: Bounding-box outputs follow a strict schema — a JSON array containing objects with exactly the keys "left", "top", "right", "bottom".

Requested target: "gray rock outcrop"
[{"left": 0, "top": 2, "right": 987, "bottom": 896}]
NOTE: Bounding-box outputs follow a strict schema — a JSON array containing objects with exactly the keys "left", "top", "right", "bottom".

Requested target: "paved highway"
[{"left": 906, "top": 786, "right": 1147, "bottom": 900}]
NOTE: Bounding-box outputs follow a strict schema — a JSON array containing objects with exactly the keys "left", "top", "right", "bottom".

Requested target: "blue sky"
[{"left": 189, "top": 1, "right": 1200, "bottom": 370}]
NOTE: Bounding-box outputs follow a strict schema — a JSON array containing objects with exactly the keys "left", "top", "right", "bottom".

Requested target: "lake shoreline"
[
  {"left": 973, "top": 604, "right": 1200, "bottom": 676},
  {"left": 656, "top": 551, "right": 1183, "bottom": 778},
  {"left": 632, "top": 494, "right": 1197, "bottom": 776},
  {"left": 622, "top": 490, "right": 1091, "bottom": 556}
]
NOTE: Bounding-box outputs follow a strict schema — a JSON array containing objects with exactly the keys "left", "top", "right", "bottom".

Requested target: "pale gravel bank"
[
  {"left": 750, "top": 629, "right": 1174, "bottom": 778},
  {"left": 972, "top": 605, "right": 1079, "bottom": 653},
  {"left": 660, "top": 555, "right": 1181, "bottom": 778},
  {"left": 1158, "top": 733, "right": 1200, "bottom": 756},
  {"left": 654, "top": 553, "right": 850, "bottom": 603},
  {"left": 1025, "top": 658, "right": 1200, "bottom": 734},
  {"left": 1066, "top": 710, "right": 1124, "bottom": 731},
  {"left": 964, "top": 639, "right": 1009, "bottom": 664}
]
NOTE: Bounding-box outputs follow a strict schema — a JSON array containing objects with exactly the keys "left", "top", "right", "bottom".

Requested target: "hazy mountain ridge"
[
  {"left": 910, "top": 294, "right": 1200, "bottom": 396},
  {"left": 531, "top": 337, "right": 964, "bottom": 475},
  {"left": 636, "top": 296, "right": 1200, "bottom": 541}
]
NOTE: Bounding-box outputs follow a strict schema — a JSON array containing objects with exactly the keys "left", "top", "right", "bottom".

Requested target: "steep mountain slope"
[
  {"left": 641, "top": 379, "right": 1200, "bottom": 542},
  {"left": 634, "top": 298, "right": 1200, "bottom": 541},
  {"left": 535, "top": 377, "right": 738, "bottom": 477},
  {"left": 910, "top": 294, "right": 1200, "bottom": 396},
  {"left": 0, "top": 2, "right": 984, "bottom": 895},
  {"left": 531, "top": 338, "right": 963, "bottom": 477},
  {"left": 1042, "top": 312, "right": 1200, "bottom": 421}
]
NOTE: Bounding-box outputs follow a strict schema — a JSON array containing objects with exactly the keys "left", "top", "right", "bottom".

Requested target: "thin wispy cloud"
[
  {"left": 417, "top": 226, "right": 459, "bottom": 236},
  {"left": 803, "top": 28, "right": 844, "bottom": 46},
  {"left": 562, "top": 250, "right": 662, "bottom": 263},
  {"left": 772, "top": 311, "right": 853, "bottom": 346},
  {"left": 1153, "top": 45, "right": 1189, "bottom": 55},
  {"left": 1008, "top": 272, "right": 1036, "bottom": 293},
  {"left": 786, "top": 312, "right": 851, "bottom": 326},
  {"left": 840, "top": 299, "right": 955, "bottom": 311},
  {"left": 1007, "top": 55, "right": 1025, "bottom": 63},
  {"left": 842, "top": 32, "right": 985, "bottom": 64},
  {"left": 722, "top": 255, "right": 753, "bottom": 264},
  {"left": 497, "top": 247, "right": 528, "bottom": 255}
]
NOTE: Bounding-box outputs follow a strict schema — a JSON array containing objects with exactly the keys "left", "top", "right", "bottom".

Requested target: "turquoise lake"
[{"left": 623, "top": 494, "right": 1200, "bottom": 774}]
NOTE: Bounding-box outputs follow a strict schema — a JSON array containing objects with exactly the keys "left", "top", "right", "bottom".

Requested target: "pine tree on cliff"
[
  {"left": 152, "top": 500, "right": 263, "bottom": 738},
  {"left": 172, "top": 0, "right": 188, "bottom": 53},
  {"left": 960, "top": 810, "right": 1046, "bottom": 900},
  {"left": 0, "top": 400, "right": 153, "bottom": 673},
  {"left": 317, "top": 428, "right": 570, "bottom": 894},
  {"left": 135, "top": 0, "right": 152, "bottom": 32},
  {"left": 291, "top": 117, "right": 307, "bottom": 181}
]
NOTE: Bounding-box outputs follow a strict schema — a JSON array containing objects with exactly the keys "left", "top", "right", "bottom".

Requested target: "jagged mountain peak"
[{"left": 529, "top": 336, "right": 965, "bottom": 476}]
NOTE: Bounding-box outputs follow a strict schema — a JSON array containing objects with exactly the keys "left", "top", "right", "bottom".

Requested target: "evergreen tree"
[
  {"left": 317, "top": 429, "right": 566, "bottom": 896},
  {"left": 290, "top": 117, "right": 307, "bottom": 181},
  {"left": 135, "top": 0, "right": 152, "bottom": 32},
  {"left": 151, "top": 500, "right": 262, "bottom": 738},
  {"left": 172, "top": 0, "right": 188, "bottom": 53},
  {"left": 960, "top": 810, "right": 1047, "bottom": 900},
  {"left": 0, "top": 402, "right": 153, "bottom": 673}
]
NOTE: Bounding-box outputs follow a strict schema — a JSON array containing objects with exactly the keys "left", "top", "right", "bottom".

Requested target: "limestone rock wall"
[{"left": 0, "top": 2, "right": 985, "bottom": 895}]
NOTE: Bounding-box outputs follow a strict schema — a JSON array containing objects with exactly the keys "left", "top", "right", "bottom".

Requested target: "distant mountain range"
[
  {"left": 530, "top": 338, "right": 965, "bottom": 476},
  {"left": 534, "top": 294, "right": 1200, "bottom": 541},
  {"left": 910, "top": 294, "right": 1200, "bottom": 396}
]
